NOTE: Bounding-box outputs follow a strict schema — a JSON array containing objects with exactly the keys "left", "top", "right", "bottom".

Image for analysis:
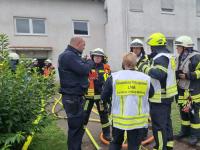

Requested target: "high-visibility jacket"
[
  {"left": 86, "top": 63, "right": 111, "bottom": 99},
  {"left": 176, "top": 51, "right": 200, "bottom": 104},
  {"left": 147, "top": 53, "right": 177, "bottom": 103},
  {"left": 111, "top": 70, "right": 151, "bottom": 130},
  {"left": 43, "top": 65, "right": 54, "bottom": 77}
]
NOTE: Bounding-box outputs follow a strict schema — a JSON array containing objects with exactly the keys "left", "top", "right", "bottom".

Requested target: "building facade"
[{"left": 1, "top": 0, "right": 200, "bottom": 73}]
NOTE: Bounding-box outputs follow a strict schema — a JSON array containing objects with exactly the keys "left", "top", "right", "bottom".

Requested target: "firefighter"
[
  {"left": 84, "top": 48, "right": 111, "bottom": 141},
  {"left": 101, "top": 52, "right": 154, "bottom": 150},
  {"left": 43, "top": 59, "right": 55, "bottom": 77},
  {"left": 138, "top": 33, "right": 177, "bottom": 150},
  {"left": 8, "top": 52, "right": 19, "bottom": 72},
  {"left": 130, "top": 39, "right": 149, "bottom": 69},
  {"left": 175, "top": 35, "right": 200, "bottom": 145}
]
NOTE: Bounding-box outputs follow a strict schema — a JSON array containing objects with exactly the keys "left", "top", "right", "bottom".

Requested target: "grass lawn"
[
  {"left": 171, "top": 101, "right": 181, "bottom": 135},
  {"left": 29, "top": 119, "right": 67, "bottom": 150}
]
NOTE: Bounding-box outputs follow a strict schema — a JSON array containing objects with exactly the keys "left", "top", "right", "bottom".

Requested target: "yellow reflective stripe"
[
  {"left": 158, "top": 131, "right": 163, "bottom": 150},
  {"left": 94, "top": 95, "right": 100, "bottom": 100},
  {"left": 113, "top": 115, "right": 148, "bottom": 129},
  {"left": 167, "top": 141, "right": 174, "bottom": 148},
  {"left": 191, "top": 123, "right": 200, "bottom": 129},
  {"left": 103, "top": 73, "right": 109, "bottom": 81},
  {"left": 115, "top": 80, "right": 148, "bottom": 96},
  {"left": 153, "top": 65, "right": 168, "bottom": 73},
  {"left": 99, "top": 70, "right": 104, "bottom": 73},
  {"left": 191, "top": 93, "right": 200, "bottom": 100},
  {"left": 120, "top": 96, "right": 123, "bottom": 115},
  {"left": 138, "top": 96, "right": 142, "bottom": 115},
  {"left": 149, "top": 91, "right": 161, "bottom": 103},
  {"left": 102, "top": 122, "right": 110, "bottom": 128},
  {"left": 181, "top": 120, "right": 190, "bottom": 126},
  {"left": 112, "top": 113, "right": 149, "bottom": 119},
  {"left": 87, "top": 89, "right": 94, "bottom": 96},
  {"left": 178, "top": 100, "right": 187, "bottom": 104},
  {"left": 84, "top": 100, "right": 89, "bottom": 111},
  {"left": 113, "top": 121, "right": 148, "bottom": 129},
  {"left": 195, "top": 62, "right": 200, "bottom": 70},
  {"left": 170, "top": 57, "right": 176, "bottom": 70},
  {"left": 195, "top": 70, "right": 200, "bottom": 79},
  {"left": 145, "top": 66, "right": 151, "bottom": 74}
]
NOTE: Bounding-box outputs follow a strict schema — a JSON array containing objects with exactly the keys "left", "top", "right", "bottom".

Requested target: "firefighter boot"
[
  {"left": 189, "top": 136, "right": 198, "bottom": 146},
  {"left": 103, "top": 127, "right": 111, "bottom": 141}
]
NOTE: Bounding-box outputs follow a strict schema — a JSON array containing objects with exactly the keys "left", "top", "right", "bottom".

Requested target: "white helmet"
[
  {"left": 130, "top": 39, "right": 144, "bottom": 48},
  {"left": 91, "top": 48, "right": 105, "bottom": 56},
  {"left": 8, "top": 52, "right": 19, "bottom": 60},
  {"left": 175, "top": 36, "right": 194, "bottom": 48},
  {"left": 32, "top": 58, "right": 38, "bottom": 63},
  {"left": 45, "top": 59, "right": 52, "bottom": 63}
]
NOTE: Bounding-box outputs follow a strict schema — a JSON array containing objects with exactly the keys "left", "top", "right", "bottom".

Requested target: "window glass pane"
[
  {"left": 166, "top": 39, "right": 174, "bottom": 53},
  {"left": 129, "top": 0, "right": 143, "bottom": 12},
  {"left": 73, "top": 21, "right": 88, "bottom": 35},
  {"left": 197, "top": 0, "right": 200, "bottom": 16},
  {"left": 161, "top": 0, "right": 174, "bottom": 12},
  {"left": 32, "top": 19, "right": 45, "bottom": 34},
  {"left": 197, "top": 38, "right": 200, "bottom": 50},
  {"left": 16, "top": 18, "right": 30, "bottom": 33}
]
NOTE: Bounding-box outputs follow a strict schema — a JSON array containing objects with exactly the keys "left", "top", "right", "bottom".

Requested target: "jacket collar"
[{"left": 66, "top": 45, "right": 82, "bottom": 56}]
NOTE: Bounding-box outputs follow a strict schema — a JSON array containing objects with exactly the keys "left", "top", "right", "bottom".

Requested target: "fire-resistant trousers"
[
  {"left": 109, "top": 127, "right": 146, "bottom": 150},
  {"left": 179, "top": 103, "right": 200, "bottom": 138},
  {"left": 83, "top": 99, "right": 110, "bottom": 136},
  {"left": 150, "top": 102, "right": 174, "bottom": 150}
]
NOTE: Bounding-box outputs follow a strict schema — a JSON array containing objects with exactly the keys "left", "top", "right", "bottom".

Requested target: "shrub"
[{"left": 0, "top": 34, "right": 56, "bottom": 149}]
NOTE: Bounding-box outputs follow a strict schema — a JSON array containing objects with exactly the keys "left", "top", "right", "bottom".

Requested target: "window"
[
  {"left": 197, "top": 38, "right": 200, "bottom": 50},
  {"left": 166, "top": 38, "right": 174, "bottom": 53},
  {"left": 15, "top": 17, "right": 46, "bottom": 35},
  {"left": 129, "top": 0, "right": 143, "bottom": 12},
  {"left": 73, "top": 20, "right": 89, "bottom": 36},
  {"left": 197, "top": 0, "right": 200, "bottom": 16},
  {"left": 161, "top": 0, "right": 174, "bottom": 12}
]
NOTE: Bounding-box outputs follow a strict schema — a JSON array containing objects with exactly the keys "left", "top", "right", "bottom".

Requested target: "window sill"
[
  {"left": 14, "top": 33, "right": 48, "bottom": 36},
  {"left": 73, "top": 34, "right": 91, "bottom": 38},
  {"left": 161, "top": 11, "right": 175, "bottom": 15},
  {"left": 129, "top": 9, "right": 143, "bottom": 13}
]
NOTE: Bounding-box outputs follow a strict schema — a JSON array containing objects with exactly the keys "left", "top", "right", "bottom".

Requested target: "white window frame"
[
  {"left": 161, "top": 0, "right": 175, "bottom": 15},
  {"left": 72, "top": 20, "right": 90, "bottom": 37},
  {"left": 14, "top": 17, "right": 47, "bottom": 36}
]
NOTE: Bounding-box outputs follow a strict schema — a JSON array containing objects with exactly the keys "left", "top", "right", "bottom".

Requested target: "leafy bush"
[{"left": 0, "top": 34, "right": 56, "bottom": 149}]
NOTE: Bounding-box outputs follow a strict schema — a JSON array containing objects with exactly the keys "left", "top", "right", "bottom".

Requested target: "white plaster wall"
[{"left": 0, "top": 0, "right": 106, "bottom": 73}]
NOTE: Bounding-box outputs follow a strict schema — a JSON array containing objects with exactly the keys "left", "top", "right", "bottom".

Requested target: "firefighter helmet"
[
  {"left": 45, "top": 59, "right": 52, "bottom": 64},
  {"left": 147, "top": 32, "right": 166, "bottom": 46},
  {"left": 175, "top": 35, "right": 194, "bottom": 48},
  {"left": 130, "top": 39, "right": 144, "bottom": 48},
  {"left": 91, "top": 48, "right": 105, "bottom": 57},
  {"left": 8, "top": 52, "right": 19, "bottom": 60}
]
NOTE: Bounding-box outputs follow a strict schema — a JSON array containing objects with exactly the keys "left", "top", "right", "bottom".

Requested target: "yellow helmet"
[{"left": 147, "top": 32, "right": 166, "bottom": 46}]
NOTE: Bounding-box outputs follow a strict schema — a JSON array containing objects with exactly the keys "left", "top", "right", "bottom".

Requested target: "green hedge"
[{"left": 0, "top": 34, "right": 56, "bottom": 150}]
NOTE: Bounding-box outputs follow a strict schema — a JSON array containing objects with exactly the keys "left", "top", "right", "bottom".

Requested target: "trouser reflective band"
[
  {"left": 195, "top": 70, "right": 200, "bottom": 79},
  {"left": 84, "top": 100, "right": 89, "bottom": 111},
  {"left": 102, "top": 122, "right": 110, "bottom": 128},
  {"left": 191, "top": 123, "right": 200, "bottom": 129},
  {"left": 158, "top": 131, "right": 163, "bottom": 150},
  {"left": 181, "top": 120, "right": 190, "bottom": 126},
  {"left": 167, "top": 141, "right": 174, "bottom": 148}
]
